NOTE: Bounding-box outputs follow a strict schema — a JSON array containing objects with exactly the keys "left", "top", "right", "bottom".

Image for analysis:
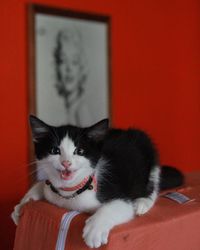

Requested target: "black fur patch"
[{"left": 95, "top": 128, "right": 159, "bottom": 202}]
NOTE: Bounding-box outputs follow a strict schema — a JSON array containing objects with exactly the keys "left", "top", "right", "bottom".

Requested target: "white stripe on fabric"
[{"left": 56, "top": 211, "right": 80, "bottom": 250}]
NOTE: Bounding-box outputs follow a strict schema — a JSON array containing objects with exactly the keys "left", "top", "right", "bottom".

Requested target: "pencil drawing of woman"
[{"left": 53, "top": 27, "right": 92, "bottom": 126}]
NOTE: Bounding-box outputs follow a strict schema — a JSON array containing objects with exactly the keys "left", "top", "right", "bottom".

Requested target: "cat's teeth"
[{"left": 60, "top": 169, "right": 75, "bottom": 180}]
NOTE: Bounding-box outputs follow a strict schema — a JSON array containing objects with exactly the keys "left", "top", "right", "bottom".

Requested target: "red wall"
[{"left": 1, "top": 0, "right": 200, "bottom": 249}]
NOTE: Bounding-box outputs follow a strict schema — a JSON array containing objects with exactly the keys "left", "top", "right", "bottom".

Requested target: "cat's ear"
[
  {"left": 29, "top": 115, "right": 51, "bottom": 142},
  {"left": 87, "top": 119, "right": 109, "bottom": 141}
]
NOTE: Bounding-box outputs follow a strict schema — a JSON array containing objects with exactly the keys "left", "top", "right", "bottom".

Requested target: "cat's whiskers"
[
  {"left": 9, "top": 160, "right": 45, "bottom": 184},
  {"left": 7, "top": 161, "right": 37, "bottom": 185},
  {"left": 24, "top": 162, "right": 49, "bottom": 184}
]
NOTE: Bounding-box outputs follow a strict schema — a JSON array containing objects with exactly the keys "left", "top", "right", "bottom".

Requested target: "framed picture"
[{"left": 28, "top": 4, "right": 111, "bottom": 128}]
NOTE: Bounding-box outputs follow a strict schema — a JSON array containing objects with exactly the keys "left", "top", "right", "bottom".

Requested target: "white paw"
[
  {"left": 83, "top": 214, "right": 111, "bottom": 248},
  {"left": 135, "top": 198, "right": 153, "bottom": 216},
  {"left": 11, "top": 204, "right": 23, "bottom": 225},
  {"left": 11, "top": 198, "right": 31, "bottom": 225}
]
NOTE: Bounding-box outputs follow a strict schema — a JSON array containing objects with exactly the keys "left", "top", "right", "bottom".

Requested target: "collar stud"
[{"left": 88, "top": 185, "right": 93, "bottom": 190}]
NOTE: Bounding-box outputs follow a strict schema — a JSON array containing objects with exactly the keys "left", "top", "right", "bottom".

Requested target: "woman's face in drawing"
[{"left": 60, "top": 43, "right": 81, "bottom": 93}]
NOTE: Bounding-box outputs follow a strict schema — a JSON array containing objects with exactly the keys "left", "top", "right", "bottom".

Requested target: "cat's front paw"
[
  {"left": 11, "top": 198, "right": 32, "bottom": 225},
  {"left": 83, "top": 214, "right": 112, "bottom": 248},
  {"left": 11, "top": 204, "right": 23, "bottom": 225}
]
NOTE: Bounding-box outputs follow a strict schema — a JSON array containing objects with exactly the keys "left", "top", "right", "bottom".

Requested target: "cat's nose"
[{"left": 61, "top": 160, "right": 71, "bottom": 169}]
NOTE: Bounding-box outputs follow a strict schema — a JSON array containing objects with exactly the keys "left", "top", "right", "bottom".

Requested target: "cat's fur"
[{"left": 12, "top": 116, "right": 183, "bottom": 248}]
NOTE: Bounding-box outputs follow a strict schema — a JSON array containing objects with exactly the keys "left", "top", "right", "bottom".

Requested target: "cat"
[{"left": 11, "top": 115, "right": 184, "bottom": 248}]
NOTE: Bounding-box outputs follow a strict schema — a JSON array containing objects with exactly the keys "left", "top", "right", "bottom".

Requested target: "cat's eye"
[
  {"left": 74, "top": 147, "right": 84, "bottom": 156},
  {"left": 50, "top": 146, "right": 61, "bottom": 155}
]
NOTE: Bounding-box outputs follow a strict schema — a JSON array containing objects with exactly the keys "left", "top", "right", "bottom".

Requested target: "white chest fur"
[{"left": 43, "top": 184, "right": 101, "bottom": 213}]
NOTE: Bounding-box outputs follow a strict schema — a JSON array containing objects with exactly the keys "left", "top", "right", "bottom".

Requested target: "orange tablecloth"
[{"left": 14, "top": 173, "right": 200, "bottom": 250}]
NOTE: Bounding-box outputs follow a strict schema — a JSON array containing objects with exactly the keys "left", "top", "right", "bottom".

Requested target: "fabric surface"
[{"left": 14, "top": 173, "right": 200, "bottom": 250}]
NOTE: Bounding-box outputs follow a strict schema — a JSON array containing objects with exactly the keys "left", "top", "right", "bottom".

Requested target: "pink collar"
[{"left": 59, "top": 174, "right": 97, "bottom": 192}]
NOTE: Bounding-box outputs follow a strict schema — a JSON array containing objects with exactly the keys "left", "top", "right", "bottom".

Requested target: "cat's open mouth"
[{"left": 59, "top": 169, "right": 76, "bottom": 181}]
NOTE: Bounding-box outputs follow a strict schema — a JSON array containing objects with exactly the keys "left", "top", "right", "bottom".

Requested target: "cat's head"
[{"left": 29, "top": 115, "right": 109, "bottom": 188}]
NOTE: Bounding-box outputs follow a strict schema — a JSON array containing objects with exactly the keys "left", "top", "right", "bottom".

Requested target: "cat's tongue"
[{"left": 60, "top": 169, "right": 74, "bottom": 180}]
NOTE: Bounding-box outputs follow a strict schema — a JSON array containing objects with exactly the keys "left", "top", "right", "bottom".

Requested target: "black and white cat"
[{"left": 12, "top": 115, "right": 183, "bottom": 248}]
